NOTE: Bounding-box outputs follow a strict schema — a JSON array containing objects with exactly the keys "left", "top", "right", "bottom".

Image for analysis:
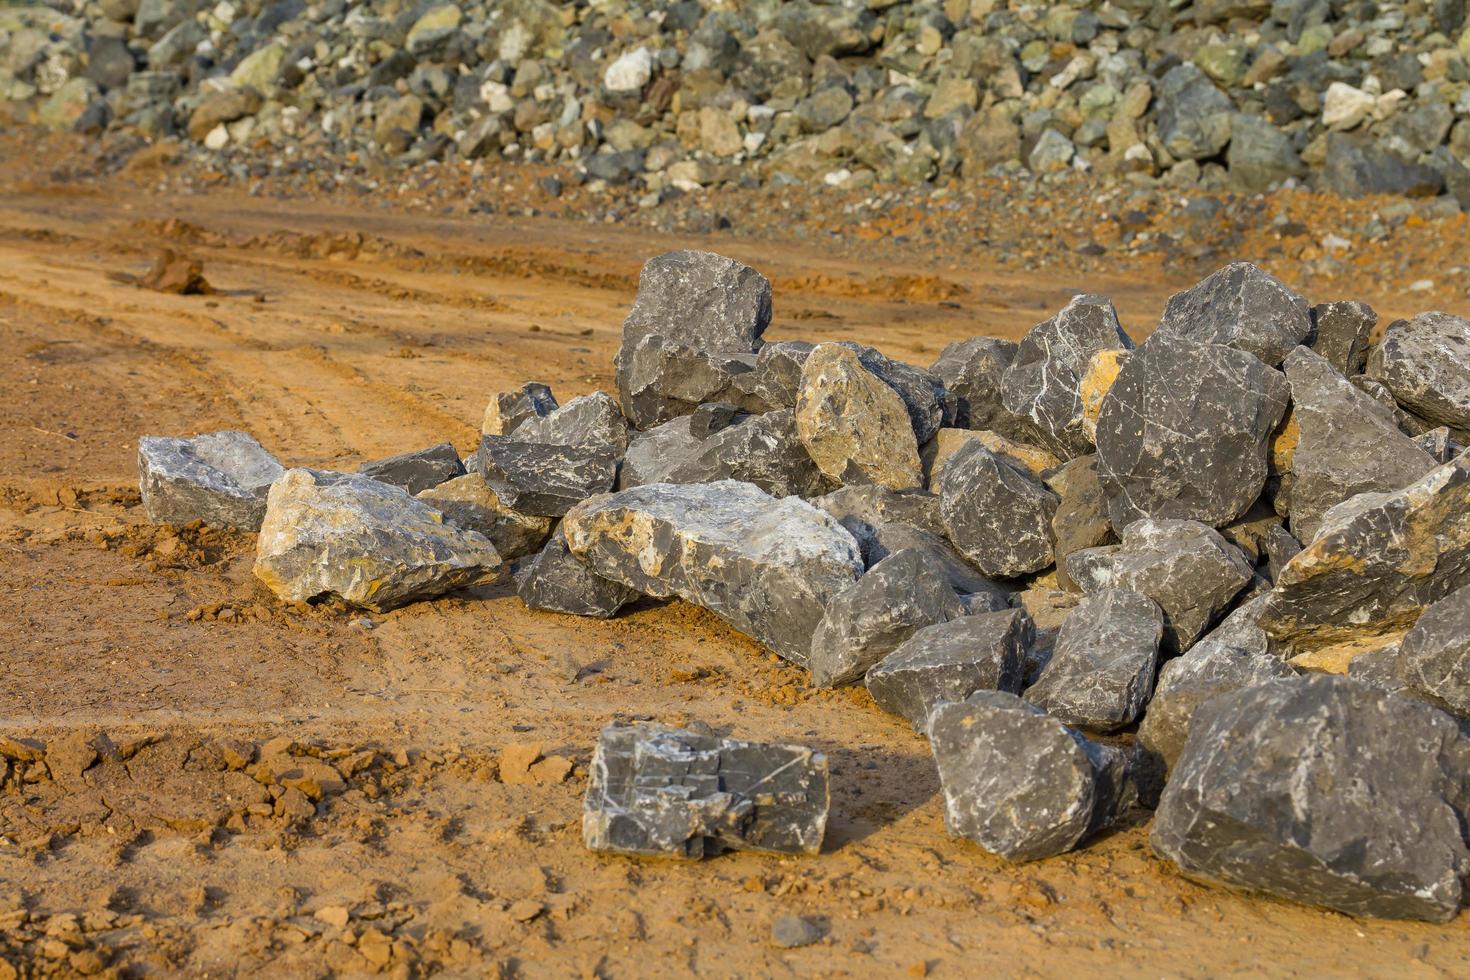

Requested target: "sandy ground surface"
[{"left": 3, "top": 144, "right": 1470, "bottom": 977}]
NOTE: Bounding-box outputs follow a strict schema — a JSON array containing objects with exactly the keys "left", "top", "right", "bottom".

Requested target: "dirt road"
[{"left": 1, "top": 176, "right": 1467, "bottom": 977}]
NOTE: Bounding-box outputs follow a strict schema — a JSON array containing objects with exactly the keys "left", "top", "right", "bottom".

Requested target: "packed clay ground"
[{"left": 3, "top": 138, "right": 1470, "bottom": 977}]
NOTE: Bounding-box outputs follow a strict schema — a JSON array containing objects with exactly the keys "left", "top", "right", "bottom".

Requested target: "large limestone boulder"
[
  {"left": 1154, "top": 262, "right": 1311, "bottom": 367},
  {"left": 138, "top": 430, "right": 284, "bottom": 531},
  {"left": 795, "top": 343, "right": 923, "bottom": 490},
  {"left": 939, "top": 441, "right": 1058, "bottom": 577}
]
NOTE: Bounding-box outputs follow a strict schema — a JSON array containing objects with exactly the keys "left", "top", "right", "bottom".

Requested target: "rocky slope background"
[{"left": 7, "top": 0, "right": 1470, "bottom": 204}]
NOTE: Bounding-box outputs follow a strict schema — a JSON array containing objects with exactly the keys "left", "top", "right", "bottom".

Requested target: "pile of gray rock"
[
  {"left": 12, "top": 0, "right": 1470, "bottom": 203},
  {"left": 138, "top": 246, "right": 1470, "bottom": 922}
]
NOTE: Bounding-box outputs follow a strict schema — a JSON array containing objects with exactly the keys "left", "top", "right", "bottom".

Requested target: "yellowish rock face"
[
  {"left": 795, "top": 344, "right": 923, "bottom": 491},
  {"left": 1270, "top": 408, "right": 1300, "bottom": 474},
  {"left": 1078, "top": 349, "right": 1129, "bottom": 442},
  {"left": 924, "top": 428, "right": 1059, "bottom": 489}
]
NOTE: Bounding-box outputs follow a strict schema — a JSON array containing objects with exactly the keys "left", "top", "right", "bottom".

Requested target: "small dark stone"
[
  {"left": 771, "top": 915, "right": 826, "bottom": 949},
  {"left": 516, "top": 531, "right": 639, "bottom": 619},
  {"left": 940, "top": 442, "right": 1058, "bottom": 577},
  {"left": 483, "top": 382, "right": 558, "bottom": 436},
  {"left": 1308, "top": 300, "right": 1377, "bottom": 376},
  {"left": 930, "top": 337, "right": 1021, "bottom": 433}
]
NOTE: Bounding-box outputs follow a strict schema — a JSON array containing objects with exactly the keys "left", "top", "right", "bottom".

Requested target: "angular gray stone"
[
  {"left": 1157, "top": 63, "right": 1233, "bottom": 161},
  {"left": 616, "top": 251, "right": 770, "bottom": 427},
  {"left": 1282, "top": 347, "right": 1437, "bottom": 542},
  {"left": 865, "top": 608, "right": 1034, "bottom": 730},
  {"left": 1322, "top": 133, "right": 1444, "bottom": 199},
  {"left": 1024, "top": 589, "right": 1164, "bottom": 733},
  {"left": 1260, "top": 454, "right": 1470, "bottom": 653},
  {"left": 736, "top": 341, "right": 815, "bottom": 410},
  {"left": 1155, "top": 262, "right": 1310, "bottom": 368},
  {"left": 1096, "top": 330, "right": 1290, "bottom": 529},
  {"left": 511, "top": 390, "right": 630, "bottom": 454},
  {"left": 927, "top": 690, "right": 1129, "bottom": 862},
  {"left": 1000, "top": 294, "right": 1133, "bottom": 459},
  {"left": 1046, "top": 454, "right": 1116, "bottom": 591},
  {"left": 253, "top": 469, "right": 501, "bottom": 611},
  {"left": 583, "top": 722, "right": 829, "bottom": 858},
  {"left": 838, "top": 343, "right": 946, "bottom": 446},
  {"left": 515, "top": 531, "right": 639, "bottom": 619},
  {"left": 1227, "top": 112, "right": 1305, "bottom": 193},
  {"left": 1136, "top": 624, "right": 1295, "bottom": 793},
  {"left": 795, "top": 343, "right": 924, "bottom": 490},
  {"left": 1309, "top": 300, "right": 1377, "bottom": 376},
  {"left": 618, "top": 332, "right": 760, "bottom": 429},
  {"left": 1152, "top": 675, "right": 1470, "bottom": 922},
  {"left": 930, "top": 337, "right": 1021, "bottom": 434},
  {"left": 358, "top": 441, "right": 465, "bottom": 494},
  {"left": 477, "top": 436, "right": 618, "bottom": 517},
  {"left": 415, "top": 475, "right": 553, "bottom": 561},
  {"left": 1416, "top": 427, "right": 1459, "bottom": 464},
  {"left": 563, "top": 481, "right": 863, "bottom": 665},
  {"left": 138, "top": 430, "right": 285, "bottom": 531},
  {"left": 770, "top": 915, "right": 825, "bottom": 949},
  {"left": 940, "top": 442, "right": 1058, "bottom": 578},
  {"left": 1387, "top": 584, "right": 1470, "bottom": 723},
  {"left": 687, "top": 401, "right": 747, "bottom": 440},
  {"left": 663, "top": 409, "right": 828, "bottom": 498},
  {"left": 618, "top": 415, "right": 703, "bottom": 489},
  {"left": 809, "top": 548, "right": 966, "bottom": 688},
  {"left": 483, "top": 382, "right": 557, "bottom": 436},
  {"left": 1067, "top": 518, "right": 1254, "bottom": 653},
  {"left": 1367, "top": 312, "right": 1470, "bottom": 437}
]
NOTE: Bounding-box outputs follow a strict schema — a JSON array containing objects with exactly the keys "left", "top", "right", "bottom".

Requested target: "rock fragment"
[
  {"left": 357, "top": 442, "right": 465, "bottom": 494},
  {"left": 865, "top": 609, "right": 1033, "bottom": 729},
  {"left": 618, "top": 416, "right": 704, "bottom": 489},
  {"left": 940, "top": 442, "right": 1058, "bottom": 577},
  {"left": 477, "top": 436, "right": 619, "bottom": 516},
  {"left": 1366, "top": 311, "right": 1470, "bottom": 437},
  {"left": 618, "top": 332, "right": 761, "bottom": 428},
  {"left": 1155, "top": 262, "right": 1311, "bottom": 367},
  {"left": 663, "top": 409, "right": 828, "bottom": 498},
  {"left": 929, "top": 337, "right": 1019, "bottom": 433},
  {"left": 1281, "top": 347, "right": 1437, "bottom": 542},
  {"left": 1067, "top": 518, "right": 1253, "bottom": 653},
  {"left": 809, "top": 548, "right": 965, "bottom": 688},
  {"left": 138, "top": 430, "right": 285, "bottom": 531},
  {"left": 795, "top": 343, "right": 923, "bottom": 490},
  {"left": 1152, "top": 675, "right": 1470, "bottom": 922},
  {"left": 1023, "top": 589, "right": 1164, "bottom": 732},
  {"left": 1096, "top": 329, "right": 1290, "bottom": 528},
  {"left": 583, "top": 722, "right": 829, "bottom": 858},
  {"left": 1259, "top": 454, "right": 1470, "bottom": 652},
  {"left": 511, "top": 391, "right": 631, "bottom": 453},
  {"left": 415, "top": 475, "right": 553, "bottom": 561},
  {"left": 253, "top": 469, "right": 501, "bottom": 611},
  {"left": 483, "top": 382, "right": 557, "bottom": 436},
  {"left": 1309, "top": 300, "right": 1377, "bottom": 376},
  {"left": 927, "top": 691, "right": 1129, "bottom": 862},
  {"left": 1045, "top": 455, "right": 1116, "bottom": 591},
  {"left": 515, "top": 531, "right": 639, "bottom": 619},
  {"left": 1000, "top": 294, "right": 1134, "bottom": 458},
  {"left": 1386, "top": 584, "right": 1470, "bottom": 722},
  {"left": 739, "top": 341, "right": 816, "bottom": 410},
  {"left": 563, "top": 481, "right": 863, "bottom": 665}
]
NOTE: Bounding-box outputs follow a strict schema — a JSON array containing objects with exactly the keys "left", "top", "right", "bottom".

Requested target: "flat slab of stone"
[
  {"left": 515, "top": 531, "right": 639, "bottom": 619},
  {"left": 940, "top": 441, "right": 1058, "bottom": 577},
  {"left": 1152, "top": 675, "right": 1470, "bottom": 922},
  {"left": 477, "top": 436, "right": 619, "bottom": 517},
  {"left": 1259, "top": 454, "right": 1470, "bottom": 653},
  {"left": 358, "top": 441, "right": 465, "bottom": 494},
  {"left": 253, "top": 469, "right": 501, "bottom": 612},
  {"left": 415, "top": 474, "right": 553, "bottom": 561},
  {"left": 1367, "top": 311, "right": 1470, "bottom": 437},
  {"left": 563, "top": 481, "right": 863, "bottom": 665},
  {"left": 796, "top": 343, "right": 923, "bottom": 490},
  {"left": 927, "top": 690, "right": 1128, "bottom": 862},
  {"left": 583, "top": 722, "right": 829, "bottom": 858},
  {"left": 866, "top": 609, "right": 1033, "bottom": 729},
  {"left": 1023, "top": 589, "right": 1164, "bottom": 733},
  {"left": 808, "top": 548, "right": 965, "bottom": 687},
  {"left": 1154, "top": 261, "right": 1311, "bottom": 367},
  {"left": 138, "top": 430, "right": 284, "bottom": 530},
  {"left": 1096, "top": 330, "right": 1290, "bottom": 529},
  {"left": 1001, "top": 294, "right": 1134, "bottom": 459}
]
